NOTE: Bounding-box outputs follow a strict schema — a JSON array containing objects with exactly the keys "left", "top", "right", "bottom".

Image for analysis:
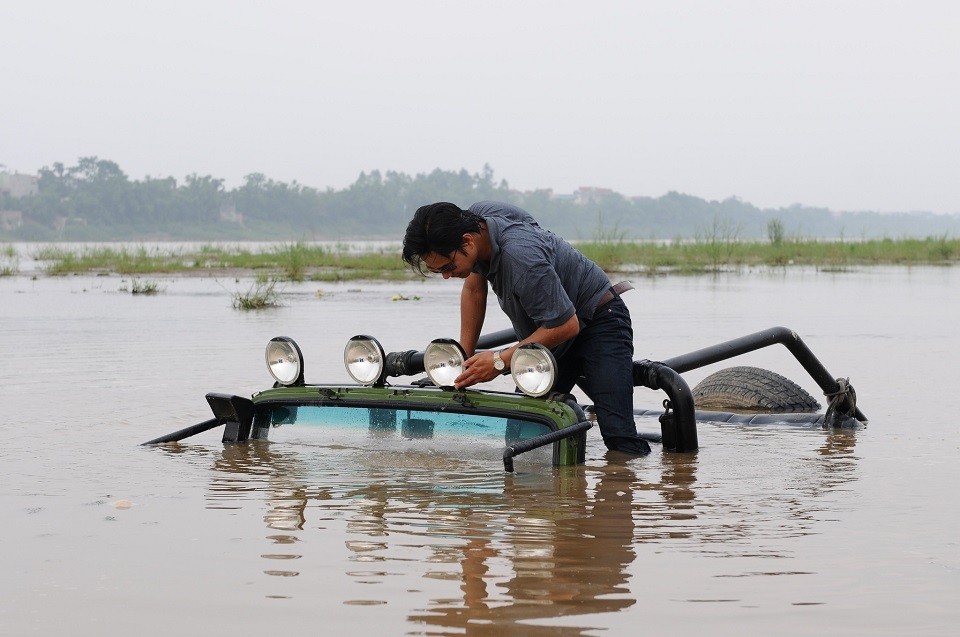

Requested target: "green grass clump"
[
  {"left": 130, "top": 278, "right": 162, "bottom": 295},
  {"left": 232, "top": 278, "right": 282, "bottom": 310},
  {"left": 0, "top": 243, "right": 18, "bottom": 276}
]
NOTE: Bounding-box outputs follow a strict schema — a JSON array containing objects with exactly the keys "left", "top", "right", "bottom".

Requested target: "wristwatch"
[{"left": 493, "top": 349, "right": 506, "bottom": 371}]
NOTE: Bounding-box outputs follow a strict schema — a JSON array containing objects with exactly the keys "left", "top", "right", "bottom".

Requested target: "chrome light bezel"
[
  {"left": 265, "top": 336, "right": 305, "bottom": 386},
  {"left": 344, "top": 335, "right": 386, "bottom": 385},
  {"left": 510, "top": 343, "right": 557, "bottom": 397},
  {"left": 423, "top": 338, "right": 467, "bottom": 389}
]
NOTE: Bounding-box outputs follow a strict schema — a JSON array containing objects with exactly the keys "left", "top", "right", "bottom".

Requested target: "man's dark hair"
[{"left": 402, "top": 202, "right": 483, "bottom": 274}]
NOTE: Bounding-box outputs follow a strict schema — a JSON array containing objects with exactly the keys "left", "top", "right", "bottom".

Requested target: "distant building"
[
  {"left": 574, "top": 187, "right": 614, "bottom": 205},
  {"left": 531, "top": 188, "right": 570, "bottom": 201},
  {"left": 0, "top": 210, "right": 24, "bottom": 230},
  {"left": 0, "top": 172, "right": 39, "bottom": 198},
  {"left": 513, "top": 188, "right": 576, "bottom": 202}
]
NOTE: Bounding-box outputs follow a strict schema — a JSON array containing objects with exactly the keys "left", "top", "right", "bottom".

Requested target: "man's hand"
[
  {"left": 454, "top": 350, "right": 504, "bottom": 389},
  {"left": 453, "top": 314, "right": 580, "bottom": 389}
]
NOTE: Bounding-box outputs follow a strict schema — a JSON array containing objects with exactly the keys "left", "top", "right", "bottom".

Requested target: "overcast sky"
[{"left": 2, "top": 1, "right": 958, "bottom": 213}]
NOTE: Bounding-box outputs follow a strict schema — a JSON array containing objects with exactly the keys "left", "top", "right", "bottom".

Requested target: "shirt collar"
[{"left": 473, "top": 218, "right": 501, "bottom": 278}]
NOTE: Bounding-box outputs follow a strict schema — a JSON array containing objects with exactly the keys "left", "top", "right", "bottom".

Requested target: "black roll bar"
[
  {"left": 476, "top": 329, "right": 519, "bottom": 350},
  {"left": 632, "top": 360, "right": 698, "bottom": 452},
  {"left": 141, "top": 418, "right": 220, "bottom": 445},
  {"left": 142, "top": 393, "right": 254, "bottom": 445},
  {"left": 502, "top": 421, "right": 593, "bottom": 472},
  {"left": 382, "top": 328, "right": 520, "bottom": 380},
  {"left": 661, "top": 326, "right": 866, "bottom": 422}
]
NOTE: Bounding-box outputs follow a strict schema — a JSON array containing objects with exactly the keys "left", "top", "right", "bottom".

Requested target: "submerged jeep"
[{"left": 144, "top": 327, "right": 865, "bottom": 471}]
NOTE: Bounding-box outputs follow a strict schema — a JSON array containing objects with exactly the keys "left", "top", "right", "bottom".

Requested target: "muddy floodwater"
[{"left": 1, "top": 258, "right": 958, "bottom": 636}]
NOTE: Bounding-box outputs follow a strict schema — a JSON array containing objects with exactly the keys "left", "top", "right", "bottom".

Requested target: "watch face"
[{"left": 494, "top": 352, "right": 505, "bottom": 370}]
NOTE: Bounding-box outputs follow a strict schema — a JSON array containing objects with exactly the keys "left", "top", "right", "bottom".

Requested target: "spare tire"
[{"left": 692, "top": 366, "right": 821, "bottom": 413}]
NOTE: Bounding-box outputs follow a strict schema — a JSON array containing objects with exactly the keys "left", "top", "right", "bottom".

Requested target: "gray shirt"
[{"left": 468, "top": 201, "right": 611, "bottom": 342}]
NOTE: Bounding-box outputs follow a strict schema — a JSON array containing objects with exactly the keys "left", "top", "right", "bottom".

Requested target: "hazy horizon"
[{"left": 3, "top": 1, "right": 958, "bottom": 215}]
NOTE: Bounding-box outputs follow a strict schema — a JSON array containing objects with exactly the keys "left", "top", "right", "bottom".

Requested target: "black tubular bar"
[
  {"left": 141, "top": 418, "right": 220, "bottom": 445},
  {"left": 632, "top": 360, "right": 698, "bottom": 452},
  {"left": 660, "top": 325, "right": 866, "bottom": 422},
  {"left": 143, "top": 393, "right": 255, "bottom": 445},
  {"left": 383, "top": 349, "right": 424, "bottom": 378},
  {"left": 502, "top": 421, "right": 592, "bottom": 472},
  {"left": 382, "top": 328, "right": 520, "bottom": 380},
  {"left": 476, "top": 329, "right": 518, "bottom": 350}
]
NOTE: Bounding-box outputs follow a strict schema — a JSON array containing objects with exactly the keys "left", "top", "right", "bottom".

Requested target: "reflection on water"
[
  {"left": 181, "top": 419, "right": 861, "bottom": 634},
  {"left": 200, "top": 441, "right": 640, "bottom": 633}
]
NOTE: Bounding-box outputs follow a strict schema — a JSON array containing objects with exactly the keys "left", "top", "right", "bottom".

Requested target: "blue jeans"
[{"left": 553, "top": 297, "right": 650, "bottom": 455}]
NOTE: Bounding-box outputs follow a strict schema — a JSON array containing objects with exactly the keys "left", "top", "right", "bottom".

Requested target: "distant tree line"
[{"left": 2, "top": 156, "right": 958, "bottom": 241}]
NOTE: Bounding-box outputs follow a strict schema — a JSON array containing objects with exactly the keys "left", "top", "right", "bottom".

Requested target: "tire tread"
[{"left": 692, "top": 366, "right": 821, "bottom": 413}]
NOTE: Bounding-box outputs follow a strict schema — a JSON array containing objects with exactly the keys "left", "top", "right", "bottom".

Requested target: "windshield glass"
[
  {"left": 258, "top": 404, "right": 551, "bottom": 443},
  {"left": 251, "top": 403, "right": 563, "bottom": 469}
]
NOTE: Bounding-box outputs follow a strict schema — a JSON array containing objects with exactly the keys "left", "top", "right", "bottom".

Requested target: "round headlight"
[
  {"left": 424, "top": 339, "right": 466, "bottom": 388},
  {"left": 344, "top": 335, "right": 385, "bottom": 385},
  {"left": 265, "top": 337, "right": 304, "bottom": 386},
  {"left": 511, "top": 343, "right": 556, "bottom": 397}
]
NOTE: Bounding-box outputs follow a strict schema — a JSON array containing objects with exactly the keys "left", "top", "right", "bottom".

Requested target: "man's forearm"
[{"left": 499, "top": 314, "right": 580, "bottom": 367}]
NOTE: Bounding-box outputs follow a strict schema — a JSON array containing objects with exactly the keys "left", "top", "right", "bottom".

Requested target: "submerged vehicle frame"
[{"left": 144, "top": 326, "right": 865, "bottom": 471}]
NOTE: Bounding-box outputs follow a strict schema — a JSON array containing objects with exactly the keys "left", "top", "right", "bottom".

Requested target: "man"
[{"left": 401, "top": 200, "right": 650, "bottom": 455}]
